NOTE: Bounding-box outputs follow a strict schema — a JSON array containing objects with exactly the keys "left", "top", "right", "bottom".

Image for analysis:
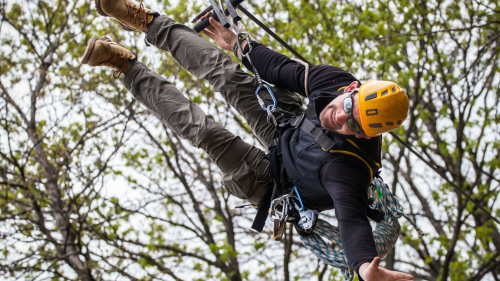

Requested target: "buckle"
[{"left": 289, "top": 114, "right": 305, "bottom": 127}]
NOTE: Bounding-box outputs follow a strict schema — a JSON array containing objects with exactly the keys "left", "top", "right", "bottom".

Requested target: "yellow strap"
[
  {"left": 318, "top": 131, "right": 380, "bottom": 180},
  {"left": 346, "top": 139, "right": 381, "bottom": 168},
  {"left": 328, "top": 150, "right": 374, "bottom": 181},
  {"left": 346, "top": 139, "right": 360, "bottom": 149}
]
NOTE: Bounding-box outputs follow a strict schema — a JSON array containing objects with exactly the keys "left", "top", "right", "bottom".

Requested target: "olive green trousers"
[{"left": 124, "top": 15, "right": 303, "bottom": 204}]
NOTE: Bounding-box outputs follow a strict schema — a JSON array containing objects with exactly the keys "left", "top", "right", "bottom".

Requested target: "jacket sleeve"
[
  {"left": 241, "top": 42, "right": 355, "bottom": 97},
  {"left": 320, "top": 156, "right": 378, "bottom": 280}
]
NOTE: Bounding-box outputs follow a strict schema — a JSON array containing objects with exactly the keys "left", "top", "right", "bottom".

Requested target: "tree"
[{"left": 0, "top": 0, "right": 269, "bottom": 280}]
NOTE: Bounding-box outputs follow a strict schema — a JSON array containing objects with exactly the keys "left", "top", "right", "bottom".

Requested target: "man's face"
[{"left": 319, "top": 91, "right": 370, "bottom": 139}]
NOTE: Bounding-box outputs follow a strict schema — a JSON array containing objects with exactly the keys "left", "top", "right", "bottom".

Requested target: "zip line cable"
[
  {"left": 237, "top": 6, "right": 309, "bottom": 63},
  {"left": 235, "top": 4, "right": 499, "bottom": 225}
]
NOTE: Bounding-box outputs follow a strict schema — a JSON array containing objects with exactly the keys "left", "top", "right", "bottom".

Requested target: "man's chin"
[{"left": 319, "top": 113, "right": 329, "bottom": 128}]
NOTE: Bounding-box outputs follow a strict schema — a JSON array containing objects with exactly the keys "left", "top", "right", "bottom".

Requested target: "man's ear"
[
  {"left": 355, "top": 134, "right": 372, "bottom": 139},
  {"left": 344, "top": 81, "right": 360, "bottom": 92}
]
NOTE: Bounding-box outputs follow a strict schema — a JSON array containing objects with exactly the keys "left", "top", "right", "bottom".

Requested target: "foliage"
[{"left": 0, "top": 0, "right": 499, "bottom": 280}]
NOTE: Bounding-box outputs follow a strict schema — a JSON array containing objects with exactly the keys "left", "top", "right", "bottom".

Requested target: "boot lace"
[
  {"left": 125, "top": 2, "right": 149, "bottom": 31},
  {"left": 101, "top": 47, "right": 132, "bottom": 78}
]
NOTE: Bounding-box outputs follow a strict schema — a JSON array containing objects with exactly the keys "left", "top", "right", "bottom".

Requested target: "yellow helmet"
[{"left": 357, "top": 81, "right": 409, "bottom": 137}]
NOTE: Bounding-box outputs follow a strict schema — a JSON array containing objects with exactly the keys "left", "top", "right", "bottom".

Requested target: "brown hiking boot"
[
  {"left": 95, "top": 0, "right": 155, "bottom": 32},
  {"left": 81, "top": 36, "right": 136, "bottom": 78}
]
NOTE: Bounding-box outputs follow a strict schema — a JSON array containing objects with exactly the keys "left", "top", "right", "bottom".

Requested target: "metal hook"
[{"left": 267, "top": 105, "right": 278, "bottom": 126}]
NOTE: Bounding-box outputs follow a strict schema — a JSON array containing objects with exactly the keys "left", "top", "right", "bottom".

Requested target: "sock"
[
  {"left": 129, "top": 58, "right": 137, "bottom": 67},
  {"left": 129, "top": 52, "right": 137, "bottom": 67}
]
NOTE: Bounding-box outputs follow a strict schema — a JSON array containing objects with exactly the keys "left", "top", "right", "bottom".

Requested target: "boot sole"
[
  {"left": 95, "top": 0, "right": 107, "bottom": 17},
  {"left": 118, "top": 20, "right": 137, "bottom": 32},
  {"left": 95, "top": 0, "right": 140, "bottom": 31},
  {"left": 81, "top": 36, "right": 98, "bottom": 64},
  {"left": 81, "top": 36, "right": 113, "bottom": 64}
]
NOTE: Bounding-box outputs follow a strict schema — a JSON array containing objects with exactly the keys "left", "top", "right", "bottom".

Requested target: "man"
[{"left": 81, "top": 0, "right": 412, "bottom": 280}]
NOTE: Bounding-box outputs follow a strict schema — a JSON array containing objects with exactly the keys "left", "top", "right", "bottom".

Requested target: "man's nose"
[{"left": 336, "top": 108, "right": 349, "bottom": 124}]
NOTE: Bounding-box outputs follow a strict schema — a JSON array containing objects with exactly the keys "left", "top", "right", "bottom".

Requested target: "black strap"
[
  {"left": 268, "top": 138, "right": 279, "bottom": 149},
  {"left": 251, "top": 182, "right": 274, "bottom": 232},
  {"left": 252, "top": 132, "right": 285, "bottom": 233},
  {"left": 305, "top": 104, "right": 316, "bottom": 119},
  {"left": 301, "top": 118, "right": 347, "bottom": 152}
]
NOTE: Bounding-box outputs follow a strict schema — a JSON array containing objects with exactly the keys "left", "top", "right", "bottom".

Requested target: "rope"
[
  {"left": 292, "top": 58, "right": 310, "bottom": 97},
  {"left": 299, "top": 177, "right": 423, "bottom": 280}
]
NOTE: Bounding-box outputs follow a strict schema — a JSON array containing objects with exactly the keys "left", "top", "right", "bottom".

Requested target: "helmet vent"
[
  {"left": 366, "top": 109, "right": 378, "bottom": 116},
  {"left": 392, "top": 87, "right": 397, "bottom": 93},
  {"left": 365, "top": 93, "right": 377, "bottom": 101},
  {"left": 386, "top": 122, "right": 394, "bottom": 126},
  {"left": 397, "top": 120, "right": 402, "bottom": 124},
  {"left": 369, "top": 123, "right": 383, "bottom": 128},
  {"left": 381, "top": 90, "right": 389, "bottom": 97}
]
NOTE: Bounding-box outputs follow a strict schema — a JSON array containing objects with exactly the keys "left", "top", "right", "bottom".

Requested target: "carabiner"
[
  {"left": 267, "top": 105, "right": 278, "bottom": 126},
  {"left": 255, "top": 84, "right": 277, "bottom": 111}
]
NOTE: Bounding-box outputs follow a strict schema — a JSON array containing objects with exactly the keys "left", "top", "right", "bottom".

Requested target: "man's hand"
[
  {"left": 200, "top": 13, "right": 238, "bottom": 52},
  {"left": 359, "top": 257, "right": 414, "bottom": 281}
]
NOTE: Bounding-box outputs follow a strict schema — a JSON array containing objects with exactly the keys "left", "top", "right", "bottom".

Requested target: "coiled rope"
[{"left": 299, "top": 177, "right": 424, "bottom": 281}]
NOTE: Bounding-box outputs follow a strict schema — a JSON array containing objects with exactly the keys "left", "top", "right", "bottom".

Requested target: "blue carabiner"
[{"left": 255, "top": 83, "right": 277, "bottom": 111}]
